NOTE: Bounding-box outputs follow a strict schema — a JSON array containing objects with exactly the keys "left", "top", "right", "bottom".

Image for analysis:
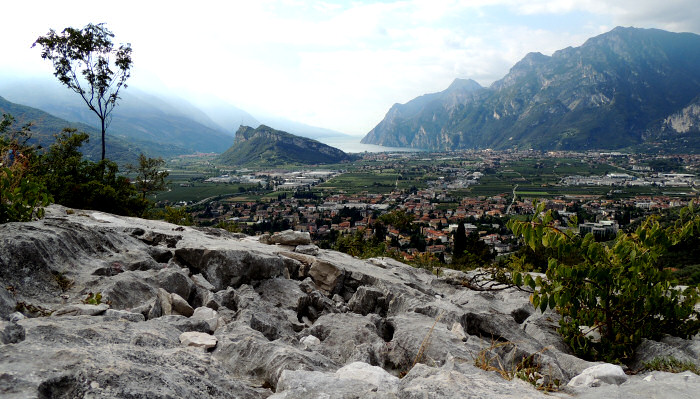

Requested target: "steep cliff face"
[
  {"left": 1, "top": 206, "right": 698, "bottom": 398},
  {"left": 361, "top": 78, "right": 484, "bottom": 149},
  {"left": 660, "top": 99, "right": 700, "bottom": 134},
  {"left": 217, "top": 125, "right": 350, "bottom": 166},
  {"left": 363, "top": 27, "right": 700, "bottom": 151}
]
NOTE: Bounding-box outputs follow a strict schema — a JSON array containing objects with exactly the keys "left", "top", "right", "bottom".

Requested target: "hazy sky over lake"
[{"left": 2, "top": 0, "right": 699, "bottom": 136}]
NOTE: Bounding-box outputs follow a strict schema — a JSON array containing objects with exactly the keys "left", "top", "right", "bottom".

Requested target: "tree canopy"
[
  {"left": 33, "top": 23, "right": 132, "bottom": 160},
  {"left": 508, "top": 202, "right": 700, "bottom": 362}
]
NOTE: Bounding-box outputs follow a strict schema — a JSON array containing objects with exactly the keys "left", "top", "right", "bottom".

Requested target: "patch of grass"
[
  {"left": 473, "top": 341, "right": 560, "bottom": 392},
  {"left": 643, "top": 357, "right": 699, "bottom": 374},
  {"left": 52, "top": 271, "right": 74, "bottom": 292},
  {"left": 15, "top": 301, "right": 53, "bottom": 317}
]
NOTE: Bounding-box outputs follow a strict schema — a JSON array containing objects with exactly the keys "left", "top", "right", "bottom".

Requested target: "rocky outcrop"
[
  {"left": 0, "top": 205, "right": 698, "bottom": 398},
  {"left": 217, "top": 125, "right": 351, "bottom": 167}
]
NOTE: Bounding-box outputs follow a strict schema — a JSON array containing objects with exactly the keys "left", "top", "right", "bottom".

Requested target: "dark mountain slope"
[
  {"left": 363, "top": 27, "right": 700, "bottom": 151},
  {"left": 217, "top": 125, "right": 351, "bottom": 167},
  {"left": 0, "top": 79, "right": 235, "bottom": 154},
  {"left": 0, "top": 95, "right": 149, "bottom": 163}
]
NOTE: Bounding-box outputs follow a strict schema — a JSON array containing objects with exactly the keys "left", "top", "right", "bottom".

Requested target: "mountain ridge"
[
  {"left": 362, "top": 27, "right": 700, "bottom": 152},
  {"left": 0, "top": 95, "right": 156, "bottom": 163},
  {"left": 217, "top": 125, "right": 351, "bottom": 166}
]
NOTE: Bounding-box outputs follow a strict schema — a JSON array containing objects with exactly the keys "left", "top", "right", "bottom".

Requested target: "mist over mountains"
[
  {"left": 362, "top": 27, "right": 700, "bottom": 152},
  {"left": 0, "top": 77, "right": 352, "bottom": 159}
]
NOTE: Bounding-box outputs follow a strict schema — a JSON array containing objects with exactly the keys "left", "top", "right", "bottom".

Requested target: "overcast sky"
[{"left": 1, "top": 0, "right": 699, "bottom": 136}]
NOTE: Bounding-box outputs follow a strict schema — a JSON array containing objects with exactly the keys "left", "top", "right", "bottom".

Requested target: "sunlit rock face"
[{"left": 0, "top": 205, "right": 698, "bottom": 398}]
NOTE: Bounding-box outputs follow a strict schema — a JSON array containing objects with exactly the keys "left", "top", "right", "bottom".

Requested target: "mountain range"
[
  {"left": 0, "top": 95, "right": 145, "bottom": 163},
  {"left": 0, "top": 77, "right": 352, "bottom": 160},
  {"left": 362, "top": 27, "right": 700, "bottom": 152},
  {"left": 217, "top": 125, "right": 351, "bottom": 167}
]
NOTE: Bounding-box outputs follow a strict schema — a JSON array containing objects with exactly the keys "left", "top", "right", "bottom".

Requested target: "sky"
[{"left": 1, "top": 0, "right": 699, "bottom": 136}]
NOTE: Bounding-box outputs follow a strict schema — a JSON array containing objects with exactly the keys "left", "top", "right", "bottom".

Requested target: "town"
[{"left": 161, "top": 150, "right": 700, "bottom": 268}]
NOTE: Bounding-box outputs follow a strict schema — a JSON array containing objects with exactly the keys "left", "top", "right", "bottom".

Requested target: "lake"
[{"left": 316, "top": 136, "right": 426, "bottom": 154}]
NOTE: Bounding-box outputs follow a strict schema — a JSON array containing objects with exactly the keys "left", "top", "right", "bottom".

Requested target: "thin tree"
[
  {"left": 129, "top": 154, "right": 169, "bottom": 200},
  {"left": 33, "top": 23, "right": 132, "bottom": 160}
]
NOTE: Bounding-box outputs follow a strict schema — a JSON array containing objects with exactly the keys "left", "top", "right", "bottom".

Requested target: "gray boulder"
[
  {"left": 271, "top": 362, "right": 400, "bottom": 398},
  {"left": 0, "top": 321, "right": 25, "bottom": 344},
  {"left": 174, "top": 247, "right": 291, "bottom": 291},
  {"left": 52, "top": 303, "right": 109, "bottom": 317},
  {"left": 170, "top": 292, "right": 194, "bottom": 317},
  {"left": 266, "top": 230, "right": 312, "bottom": 246},
  {"left": 213, "top": 324, "right": 337, "bottom": 390}
]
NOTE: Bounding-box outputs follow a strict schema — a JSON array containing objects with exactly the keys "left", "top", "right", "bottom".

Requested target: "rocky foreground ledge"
[{"left": 0, "top": 205, "right": 698, "bottom": 398}]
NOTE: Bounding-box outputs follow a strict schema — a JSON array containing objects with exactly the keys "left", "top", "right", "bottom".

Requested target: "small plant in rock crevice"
[
  {"left": 473, "top": 340, "right": 560, "bottom": 392},
  {"left": 82, "top": 292, "right": 103, "bottom": 305},
  {"left": 398, "top": 312, "right": 444, "bottom": 378},
  {"left": 52, "top": 271, "right": 74, "bottom": 292},
  {"left": 642, "top": 356, "right": 700, "bottom": 375}
]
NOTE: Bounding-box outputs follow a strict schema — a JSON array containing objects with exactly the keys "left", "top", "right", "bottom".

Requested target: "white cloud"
[{"left": 1, "top": 0, "right": 699, "bottom": 135}]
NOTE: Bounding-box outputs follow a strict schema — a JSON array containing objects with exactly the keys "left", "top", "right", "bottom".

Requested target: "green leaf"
[
  {"left": 514, "top": 272, "right": 523, "bottom": 287},
  {"left": 539, "top": 294, "right": 548, "bottom": 312}
]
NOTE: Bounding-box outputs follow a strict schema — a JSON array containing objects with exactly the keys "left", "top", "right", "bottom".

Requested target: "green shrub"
[
  {"left": 0, "top": 114, "right": 50, "bottom": 223},
  {"left": 163, "top": 206, "right": 194, "bottom": 226},
  {"left": 508, "top": 202, "right": 700, "bottom": 362},
  {"left": 38, "top": 129, "right": 148, "bottom": 216}
]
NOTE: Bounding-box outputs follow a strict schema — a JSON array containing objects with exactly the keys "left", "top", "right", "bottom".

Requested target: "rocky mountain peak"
[
  {"left": 363, "top": 27, "right": 700, "bottom": 152},
  {"left": 446, "top": 78, "right": 483, "bottom": 92}
]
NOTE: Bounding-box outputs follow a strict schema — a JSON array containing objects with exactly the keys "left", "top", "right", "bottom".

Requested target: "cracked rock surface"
[{"left": 0, "top": 205, "right": 698, "bottom": 398}]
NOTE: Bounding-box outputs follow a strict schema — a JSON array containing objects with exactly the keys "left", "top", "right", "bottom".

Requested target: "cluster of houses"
[{"left": 561, "top": 173, "right": 698, "bottom": 187}]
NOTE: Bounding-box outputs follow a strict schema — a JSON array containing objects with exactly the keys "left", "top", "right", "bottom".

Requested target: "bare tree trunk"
[{"left": 101, "top": 118, "right": 106, "bottom": 160}]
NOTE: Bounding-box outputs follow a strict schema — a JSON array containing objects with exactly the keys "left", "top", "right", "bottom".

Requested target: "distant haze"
[{"left": 2, "top": 1, "right": 699, "bottom": 136}]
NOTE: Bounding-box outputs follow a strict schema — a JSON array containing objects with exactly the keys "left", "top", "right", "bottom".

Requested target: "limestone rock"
[
  {"left": 573, "top": 371, "right": 700, "bottom": 399},
  {"left": 179, "top": 331, "right": 217, "bottom": 349},
  {"left": 148, "top": 288, "right": 173, "bottom": 319},
  {"left": 1, "top": 206, "right": 698, "bottom": 398},
  {"left": 104, "top": 309, "right": 146, "bottom": 322},
  {"left": 630, "top": 337, "right": 700, "bottom": 371},
  {"left": 348, "top": 286, "right": 385, "bottom": 316},
  {"left": 156, "top": 268, "right": 193, "bottom": 301},
  {"left": 214, "top": 324, "right": 337, "bottom": 389},
  {"left": 0, "top": 287, "right": 16, "bottom": 319},
  {"left": 170, "top": 293, "right": 194, "bottom": 317},
  {"left": 568, "top": 363, "right": 628, "bottom": 387},
  {"left": 174, "top": 247, "right": 291, "bottom": 291},
  {"left": 0, "top": 320, "right": 25, "bottom": 344},
  {"left": 398, "top": 361, "right": 549, "bottom": 399},
  {"left": 191, "top": 273, "right": 216, "bottom": 291},
  {"left": 295, "top": 244, "right": 319, "bottom": 256},
  {"left": 0, "top": 315, "right": 268, "bottom": 399},
  {"left": 53, "top": 303, "right": 109, "bottom": 317},
  {"left": 267, "top": 230, "right": 312, "bottom": 246},
  {"left": 210, "top": 287, "right": 238, "bottom": 311},
  {"left": 308, "top": 259, "right": 344, "bottom": 294},
  {"left": 306, "top": 313, "right": 390, "bottom": 365},
  {"left": 191, "top": 307, "right": 219, "bottom": 332},
  {"left": 301, "top": 335, "right": 320, "bottom": 350},
  {"left": 271, "top": 362, "right": 399, "bottom": 398}
]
